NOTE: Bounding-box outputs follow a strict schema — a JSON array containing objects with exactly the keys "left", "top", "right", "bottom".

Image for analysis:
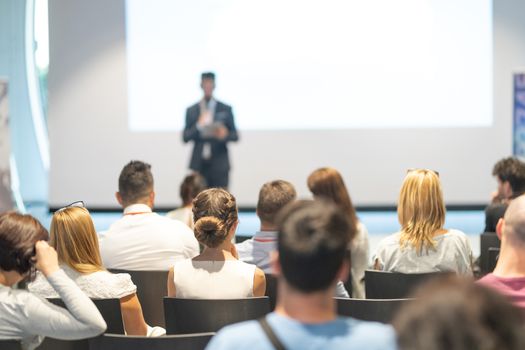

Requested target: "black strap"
[{"left": 258, "top": 316, "right": 286, "bottom": 350}]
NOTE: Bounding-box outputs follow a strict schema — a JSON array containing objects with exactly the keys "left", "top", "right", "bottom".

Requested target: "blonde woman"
[
  {"left": 373, "top": 169, "right": 473, "bottom": 274},
  {"left": 307, "top": 167, "right": 370, "bottom": 298},
  {"left": 29, "top": 205, "right": 162, "bottom": 336},
  {"left": 168, "top": 188, "right": 266, "bottom": 298}
]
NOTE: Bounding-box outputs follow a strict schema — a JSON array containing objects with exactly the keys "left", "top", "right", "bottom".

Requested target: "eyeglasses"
[
  {"left": 407, "top": 168, "right": 440, "bottom": 177},
  {"left": 56, "top": 200, "right": 85, "bottom": 213}
]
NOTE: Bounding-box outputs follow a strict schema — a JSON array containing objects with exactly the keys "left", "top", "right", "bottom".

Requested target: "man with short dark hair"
[
  {"left": 236, "top": 180, "right": 297, "bottom": 272},
  {"left": 207, "top": 200, "right": 396, "bottom": 350},
  {"left": 183, "top": 72, "right": 238, "bottom": 189},
  {"left": 478, "top": 195, "right": 525, "bottom": 309},
  {"left": 485, "top": 157, "right": 525, "bottom": 232},
  {"left": 99, "top": 160, "right": 199, "bottom": 270}
]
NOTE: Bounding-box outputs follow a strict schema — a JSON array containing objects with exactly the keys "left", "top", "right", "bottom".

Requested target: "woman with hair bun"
[{"left": 167, "top": 188, "right": 266, "bottom": 298}]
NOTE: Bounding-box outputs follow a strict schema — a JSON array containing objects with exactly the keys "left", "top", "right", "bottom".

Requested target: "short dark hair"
[
  {"left": 201, "top": 72, "right": 215, "bottom": 81},
  {"left": 257, "top": 180, "right": 296, "bottom": 225},
  {"left": 493, "top": 157, "right": 525, "bottom": 196},
  {"left": 180, "top": 173, "right": 207, "bottom": 206},
  {"left": 118, "top": 161, "right": 154, "bottom": 204},
  {"left": 193, "top": 188, "right": 238, "bottom": 248},
  {"left": 394, "top": 276, "right": 525, "bottom": 350},
  {"left": 276, "top": 200, "right": 356, "bottom": 293},
  {"left": 0, "top": 212, "right": 48, "bottom": 275}
]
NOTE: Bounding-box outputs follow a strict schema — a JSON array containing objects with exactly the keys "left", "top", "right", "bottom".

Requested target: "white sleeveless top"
[{"left": 173, "top": 259, "right": 256, "bottom": 299}]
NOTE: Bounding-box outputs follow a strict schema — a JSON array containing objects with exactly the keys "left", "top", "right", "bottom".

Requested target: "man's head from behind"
[
  {"left": 116, "top": 160, "right": 154, "bottom": 208},
  {"left": 275, "top": 200, "right": 356, "bottom": 293},
  {"left": 493, "top": 157, "right": 525, "bottom": 200},
  {"left": 256, "top": 180, "right": 297, "bottom": 229},
  {"left": 497, "top": 194, "right": 525, "bottom": 247}
]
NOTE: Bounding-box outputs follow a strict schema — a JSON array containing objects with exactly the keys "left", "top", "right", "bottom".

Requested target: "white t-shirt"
[
  {"left": 29, "top": 265, "right": 137, "bottom": 299},
  {"left": 99, "top": 204, "right": 200, "bottom": 270},
  {"left": 372, "top": 229, "right": 473, "bottom": 275},
  {"left": 173, "top": 259, "right": 256, "bottom": 299}
]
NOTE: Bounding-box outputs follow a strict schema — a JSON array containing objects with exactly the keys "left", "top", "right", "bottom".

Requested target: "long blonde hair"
[
  {"left": 50, "top": 207, "right": 104, "bottom": 274},
  {"left": 398, "top": 169, "right": 446, "bottom": 253}
]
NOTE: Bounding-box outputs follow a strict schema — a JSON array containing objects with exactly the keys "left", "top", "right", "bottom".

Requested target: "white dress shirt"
[{"left": 99, "top": 204, "right": 199, "bottom": 271}]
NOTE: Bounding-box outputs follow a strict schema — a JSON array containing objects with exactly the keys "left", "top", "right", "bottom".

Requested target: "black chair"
[
  {"left": 480, "top": 232, "right": 501, "bottom": 274},
  {"left": 336, "top": 297, "right": 413, "bottom": 323},
  {"left": 89, "top": 333, "right": 214, "bottom": 350},
  {"left": 38, "top": 298, "right": 123, "bottom": 350},
  {"left": 365, "top": 270, "right": 451, "bottom": 299},
  {"left": 488, "top": 247, "right": 500, "bottom": 273},
  {"left": 264, "top": 274, "right": 278, "bottom": 310},
  {"left": 109, "top": 269, "right": 168, "bottom": 327},
  {"left": 0, "top": 340, "right": 21, "bottom": 350},
  {"left": 164, "top": 297, "right": 270, "bottom": 334}
]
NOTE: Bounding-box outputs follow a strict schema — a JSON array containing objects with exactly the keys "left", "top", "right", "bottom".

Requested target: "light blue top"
[{"left": 205, "top": 312, "right": 397, "bottom": 350}]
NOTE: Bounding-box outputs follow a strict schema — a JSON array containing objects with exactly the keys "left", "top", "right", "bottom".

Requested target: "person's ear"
[
  {"left": 496, "top": 218, "right": 504, "bottom": 240},
  {"left": 270, "top": 251, "right": 281, "bottom": 276},
  {"left": 149, "top": 191, "right": 155, "bottom": 207},
  {"left": 115, "top": 192, "right": 123, "bottom": 206}
]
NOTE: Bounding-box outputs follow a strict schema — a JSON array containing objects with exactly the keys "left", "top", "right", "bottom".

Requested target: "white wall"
[{"left": 48, "top": 0, "right": 525, "bottom": 208}]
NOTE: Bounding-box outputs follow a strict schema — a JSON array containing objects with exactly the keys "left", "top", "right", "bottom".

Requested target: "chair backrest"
[
  {"left": 264, "top": 274, "right": 278, "bottom": 310},
  {"left": 48, "top": 298, "right": 124, "bottom": 334},
  {"left": 164, "top": 297, "right": 270, "bottom": 334},
  {"left": 365, "top": 270, "right": 450, "bottom": 299},
  {"left": 37, "top": 298, "right": 123, "bottom": 350},
  {"left": 0, "top": 340, "right": 22, "bottom": 350},
  {"left": 89, "top": 333, "right": 215, "bottom": 350},
  {"left": 109, "top": 269, "right": 168, "bottom": 327},
  {"left": 480, "top": 232, "right": 501, "bottom": 274},
  {"left": 336, "top": 297, "right": 413, "bottom": 323},
  {"left": 488, "top": 247, "right": 500, "bottom": 273}
]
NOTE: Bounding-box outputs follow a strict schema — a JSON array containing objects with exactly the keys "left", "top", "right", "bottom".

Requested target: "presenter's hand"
[
  {"left": 34, "top": 241, "right": 60, "bottom": 277},
  {"left": 215, "top": 126, "right": 229, "bottom": 140},
  {"left": 198, "top": 111, "right": 212, "bottom": 127}
]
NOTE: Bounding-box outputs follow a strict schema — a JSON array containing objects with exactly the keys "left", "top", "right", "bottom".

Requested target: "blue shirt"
[{"left": 206, "top": 312, "right": 397, "bottom": 350}]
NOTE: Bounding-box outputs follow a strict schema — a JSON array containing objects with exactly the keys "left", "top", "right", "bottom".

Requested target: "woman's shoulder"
[{"left": 28, "top": 271, "right": 59, "bottom": 298}]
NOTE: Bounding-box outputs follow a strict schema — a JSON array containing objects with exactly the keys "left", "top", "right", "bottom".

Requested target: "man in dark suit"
[{"left": 183, "top": 72, "right": 238, "bottom": 188}]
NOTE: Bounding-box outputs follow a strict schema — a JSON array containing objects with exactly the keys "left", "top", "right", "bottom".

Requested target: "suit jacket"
[{"left": 183, "top": 100, "right": 238, "bottom": 174}]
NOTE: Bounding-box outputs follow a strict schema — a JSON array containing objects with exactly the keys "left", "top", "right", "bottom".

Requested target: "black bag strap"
[{"left": 258, "top": 316, "right": 286, "bottom": 350}]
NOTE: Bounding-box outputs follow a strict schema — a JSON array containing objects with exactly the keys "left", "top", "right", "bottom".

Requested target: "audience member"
[
  {"left": 0, "top": 212, "right": 106, "bottom": 349},
  {"left": 206, "top": 200, "right": 397, "bottom": 350},
  {"left": 167, "top": 172, "right": 207, "bottom": 229},
  {"left": 99, "top": 161, "right": 199, "bottom": 270},
  {"left": 485, "top": 157, "right": 525, "bottom": 232},
  {"left": 373, "top": 169, "right": 473, "bottom": 274},
  {"left": 236, "top": 179, "right": 349, "bottom": 298},
  {"left": 478, "top": 195, "right": 525, "bottom": 309},
  {"left": 168, "top": 188, "right": 266, "bottom": 298},
  {"left": 394, "top": 276, "right": 525, "bottom": 350},
  {"left": 307, "top": 167, "right": 369, "bottom": 298},
  {"left": 29, "top": 205, "right": 164, "bottom": 336},
  {"left": 236, "top": 180, "right": 295, "bottom": 272}
]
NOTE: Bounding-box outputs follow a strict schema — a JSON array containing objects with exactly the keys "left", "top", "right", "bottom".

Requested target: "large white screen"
[{"left": 126, "top": 0, "right": 492, "bottom": 131}]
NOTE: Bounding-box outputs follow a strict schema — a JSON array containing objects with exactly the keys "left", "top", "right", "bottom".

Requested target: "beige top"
[{"left": 173, "top": 259, "right": 256, "bottom": 299}]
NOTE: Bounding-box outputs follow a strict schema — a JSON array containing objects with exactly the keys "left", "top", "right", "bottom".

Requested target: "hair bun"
[{"left": 194, "top": 216, "right": 228, "bottom": 248}]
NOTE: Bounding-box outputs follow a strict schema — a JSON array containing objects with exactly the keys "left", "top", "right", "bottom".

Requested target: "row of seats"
[{"left": 28, "top": 296, "right": 412, "bottom": 350}]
